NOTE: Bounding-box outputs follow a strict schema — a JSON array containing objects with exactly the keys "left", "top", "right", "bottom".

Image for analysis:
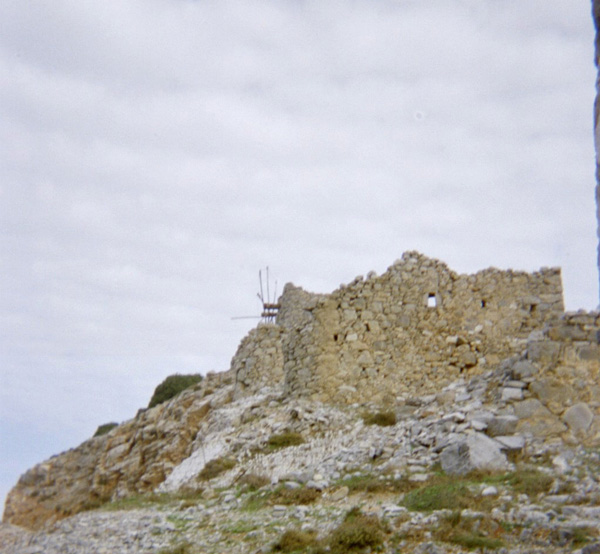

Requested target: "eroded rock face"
[{"left": 3, "top": 385, "right": 215, "bottom": 530}]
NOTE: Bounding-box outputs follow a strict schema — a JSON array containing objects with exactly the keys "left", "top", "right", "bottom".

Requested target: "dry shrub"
[
  {"left": 327, "top": 508, "right": 388, "bottom": 553},
  {"left": 362, "top": 410, "right": 397, "bottom": 427},
  {"left": 434, "top": 510, "right": 504, "bottom": 551},
  {"left": 327, "top": 509, "right": 386, "bottom": 554},
  {"left": 197, "top": 457, "right": 236, "bottom": 481},
  {"left": 272, "top": 486, "right": 321, "bottom": 505},
  {"left": 239, "top": 473, "right": 270, "bottom": 491},
  {"left": 271, "top": 529, "right": 318, "bottom": 552},
  {"left": 267, "top": 432, "right": 305, "bottom": 449}
]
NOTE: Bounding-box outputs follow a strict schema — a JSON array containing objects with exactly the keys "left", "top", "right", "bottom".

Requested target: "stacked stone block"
[{"left": 272, "top": 252, "right": 564, "bottom": 404}]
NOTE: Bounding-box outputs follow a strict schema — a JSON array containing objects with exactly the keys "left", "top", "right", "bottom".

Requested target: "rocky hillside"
[
  {"left": 2, "top": 349, "right": 600, "bottom": 554},
  {"left": 2, "top": 256, "right": 600, "bottom": 554}
]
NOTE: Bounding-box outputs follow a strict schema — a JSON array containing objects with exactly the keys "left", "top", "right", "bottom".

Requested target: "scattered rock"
[
  {"left": 501, "top": 387, "right": 523, "bottom": 401},
  {"left": 330, "top": 486, "right": 349, "bottom": 502},
  {"left": 562, "top": 403, "right": 594, "bottom": 434},
  {"left": 481, "top": 486, "right": 498, "bottom": 496},
  {"left": 440, "top": 432, "right": 508, "bottom": 475},
  {"left": 512, "top": 360, "right": 538, "bottom": 380},
  {"left": 487, "top": 415, "right": 519, "bottom": 437},
  {"left": 495, "top": 435, "right": 526, "bottom": 451}
]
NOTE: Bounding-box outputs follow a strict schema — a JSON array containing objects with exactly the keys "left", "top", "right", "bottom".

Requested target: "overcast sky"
[{"left": 1, "top": 0, "right": 597, "bottom": 510}]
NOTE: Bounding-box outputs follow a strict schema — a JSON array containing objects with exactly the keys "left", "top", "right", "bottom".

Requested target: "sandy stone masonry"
[
  {"left": 231, "top": 252, "right": 565, "bottom": 403},
  {"left": 232, "top": 324, "right": 284, "bottom": 399}
]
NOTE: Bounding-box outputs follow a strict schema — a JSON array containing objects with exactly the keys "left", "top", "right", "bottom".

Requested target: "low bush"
[
  {"left": 272, "top": 486, "right": 321, "bottom": 505},
  {"left": 148, "top": 373, "right": 203, "bottom": 408},
  {"left": 239, "top": 473, "right": 270, "bottom": 491},
  {"left": 267, "top": 431, "right": 305, "bottom": 449},
  {"left": 570, "top": 526, "right": 596, "bottom": 545},
  {"left": 327, "top": 508, "right": 387, "bottom": 553},
  {"left": 93, "top": 422, "right": 119, "bottom": 437},
  {"left": 197, "top": 457, "right": 236, "bottom": 481},
  {"left": 362, "top": 410, "right": 397, "bottom": 427},
  {"left": 272, "top": 529, "right": 318, "bottom": 552}
]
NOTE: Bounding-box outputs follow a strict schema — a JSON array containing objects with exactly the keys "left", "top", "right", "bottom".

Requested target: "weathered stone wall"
[
  {"left": 231, "top": 324, "right": 284, "bottom": 399},
  {"left": 278, "top": 252, "right": 564, "bottom": 404},
  {"left": 513, "top": 310, "right": 600, "bottom": 442}
]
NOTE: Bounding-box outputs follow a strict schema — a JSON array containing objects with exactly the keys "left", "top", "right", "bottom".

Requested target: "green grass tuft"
[
  {"left": 271, "top": 486, "right": 321, "bottom": 506},
  {"left": 402, "top": 481, "right": 473, "bottom": 512},
  {"left": 505, "top": 468, "right": 554, "bottom": 496}
]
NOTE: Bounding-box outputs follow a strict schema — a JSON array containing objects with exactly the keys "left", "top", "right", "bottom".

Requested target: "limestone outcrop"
[{"left": 3, "top": 374, "right": 229, "bottom": 530}]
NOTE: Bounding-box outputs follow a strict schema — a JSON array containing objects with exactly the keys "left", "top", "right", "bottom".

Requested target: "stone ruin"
[
  {"left": 232, "top": 251, "right": 570, "bottom": 404},
  {"left": 4, "top": 251, "right": 599, "bottom": 532}
]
